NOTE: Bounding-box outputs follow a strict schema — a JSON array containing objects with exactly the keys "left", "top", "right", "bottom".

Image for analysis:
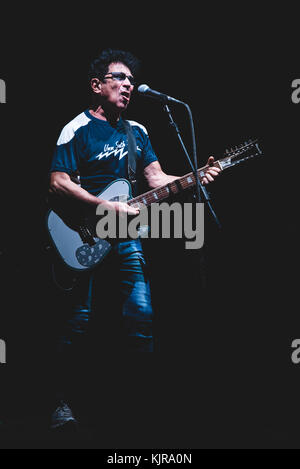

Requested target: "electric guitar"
[{"left": 47, "top": 139, "right": 262, "bottom": 271}]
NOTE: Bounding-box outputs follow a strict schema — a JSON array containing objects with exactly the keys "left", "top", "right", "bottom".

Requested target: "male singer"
[{"left": 48, "top": 48, "right": 220, "bottom": 429}]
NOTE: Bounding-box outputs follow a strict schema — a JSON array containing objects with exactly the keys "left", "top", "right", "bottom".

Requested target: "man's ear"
[{"left": 90, "top": 78, "right": 102, "bottom": 94}]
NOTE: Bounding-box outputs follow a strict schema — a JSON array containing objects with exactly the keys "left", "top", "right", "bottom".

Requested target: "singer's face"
[{"left": 100, "top": 62, "right": 134, "bottom": 111}]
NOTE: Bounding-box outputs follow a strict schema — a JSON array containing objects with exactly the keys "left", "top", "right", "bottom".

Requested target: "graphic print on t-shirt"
[{"left": 95, "top": 141, "right": 142, "bottom": 161}]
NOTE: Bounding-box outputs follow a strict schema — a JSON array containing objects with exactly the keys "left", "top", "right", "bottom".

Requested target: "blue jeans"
[{"left": 58, "top": 239, "right": 154, "bottom": 354}]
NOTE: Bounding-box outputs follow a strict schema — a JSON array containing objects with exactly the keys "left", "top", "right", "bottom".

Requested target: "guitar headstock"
[{"left": 217, "top": 139, "right": 262, "bottom": 170}]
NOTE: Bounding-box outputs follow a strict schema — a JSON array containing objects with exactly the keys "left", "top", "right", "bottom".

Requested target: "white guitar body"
[{"left": 47, "top": 179, "right": 132, "bottom": 271}]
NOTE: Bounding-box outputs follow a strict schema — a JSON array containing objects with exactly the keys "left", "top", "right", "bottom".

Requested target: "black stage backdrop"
[{"left": 0, "top": 9, "right": 299, "bottom": 449}]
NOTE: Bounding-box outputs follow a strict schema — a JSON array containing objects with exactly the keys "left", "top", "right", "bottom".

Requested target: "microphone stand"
[{"left": 163, "top": 103, "right": 221, "bottom": 229}]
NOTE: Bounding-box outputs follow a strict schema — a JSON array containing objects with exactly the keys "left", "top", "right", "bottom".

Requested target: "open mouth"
[{"left": 120, "top": 91, "right": 130, "bottom": 103}]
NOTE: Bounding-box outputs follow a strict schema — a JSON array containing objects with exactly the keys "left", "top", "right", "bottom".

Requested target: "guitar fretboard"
[{"left": 128, "top": 164, "right": 216, "bottom": 209}]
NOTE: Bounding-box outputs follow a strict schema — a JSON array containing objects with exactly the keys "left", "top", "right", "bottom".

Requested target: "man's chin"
[
  {"left": 119, "top": 97, "right": 130, "bottom": 108},
  {"left": 107, "top": 99, "right": 129, "bottom": 114}
]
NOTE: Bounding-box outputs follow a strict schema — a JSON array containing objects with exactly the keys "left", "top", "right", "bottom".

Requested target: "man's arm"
[
  {"left": 143, "top": 158, "right": 221, "bottom": 189},
  {"left": 143, "top": 161, "right": 179, "bottom": 188},
  {"left": 49, "top": 172, "right": 139, "bottom": 215}
]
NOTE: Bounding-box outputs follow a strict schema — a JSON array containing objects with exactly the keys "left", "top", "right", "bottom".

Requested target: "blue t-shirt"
[{"left": 50, "top": 110, "right": 158, "bottom": 196}]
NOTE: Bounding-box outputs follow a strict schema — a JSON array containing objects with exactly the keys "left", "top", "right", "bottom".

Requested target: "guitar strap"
[{"left": 123, "top": 120, "right": 138, "bottom": 195}]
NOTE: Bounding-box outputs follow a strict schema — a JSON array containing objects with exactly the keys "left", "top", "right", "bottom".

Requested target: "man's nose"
[{"left": 123, "top": 77, "right": 133, "bottom": 88}]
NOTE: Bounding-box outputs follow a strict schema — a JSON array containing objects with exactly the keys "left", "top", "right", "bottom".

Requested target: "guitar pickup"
[{"left": 78, "top": 226, "right": 96, "bottom": 246}]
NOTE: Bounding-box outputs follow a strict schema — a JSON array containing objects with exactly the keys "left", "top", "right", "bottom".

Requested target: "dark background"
[{"left": 0, "top": 7, "right": 299, "bottom": 448}]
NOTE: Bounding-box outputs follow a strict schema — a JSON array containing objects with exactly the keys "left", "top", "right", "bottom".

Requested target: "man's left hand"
[{"left": 201, "top": 156, "right": 222, "bottom": 185}]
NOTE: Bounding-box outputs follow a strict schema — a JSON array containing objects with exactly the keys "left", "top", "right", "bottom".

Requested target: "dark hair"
[{"left": 88, "top": 48, "right": 141, "bottom": 82}]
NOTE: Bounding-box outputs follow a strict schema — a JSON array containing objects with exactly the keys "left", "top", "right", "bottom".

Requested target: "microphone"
[{"left": 137, "top": 84, "right": 184, "bottom": 104}]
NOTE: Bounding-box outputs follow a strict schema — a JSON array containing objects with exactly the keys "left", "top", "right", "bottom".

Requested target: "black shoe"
[{"left": 50, "top": 400, "right": 78, "bottom": 430}]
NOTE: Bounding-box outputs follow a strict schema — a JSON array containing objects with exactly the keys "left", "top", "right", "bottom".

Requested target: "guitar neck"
[
  {"left": 128, "top": 139, "right": 262, "bottom": 209},
  {"left": 128, "top": 166, "right": 211, "bottom": 209}
]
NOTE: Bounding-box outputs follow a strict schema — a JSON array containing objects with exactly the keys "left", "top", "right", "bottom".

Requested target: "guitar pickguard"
[{"left": 75, "top": 239, "right": 111, "bottom": 268}]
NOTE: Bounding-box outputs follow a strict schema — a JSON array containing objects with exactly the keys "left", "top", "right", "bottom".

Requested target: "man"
[{"left": 48, "top": 48, "right": 220, "bottom": 429}]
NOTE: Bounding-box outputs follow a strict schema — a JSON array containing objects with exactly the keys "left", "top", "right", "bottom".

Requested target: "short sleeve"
[
  {"left": 50, "top": 125, "right": 79, "bottom": 176},
  {"left": 140, "top": 132, "right": 158, "bottom": 169}
]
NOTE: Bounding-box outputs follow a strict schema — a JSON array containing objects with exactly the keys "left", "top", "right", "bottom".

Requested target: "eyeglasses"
[{"left": 103, "top": 72, "right": 136, "bottom": 86}]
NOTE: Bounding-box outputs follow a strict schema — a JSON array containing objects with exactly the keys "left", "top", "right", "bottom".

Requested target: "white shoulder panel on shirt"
[
  {"left": 126, "top": 120, "right": 148, "bottom": 136},
  {"left": 57, "top": 112, "right": 91, "bottom": 146}
]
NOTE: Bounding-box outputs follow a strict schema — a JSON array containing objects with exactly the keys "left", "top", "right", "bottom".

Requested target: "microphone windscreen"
[{"left": 137, "top": 84, "right": 150, "bottom": 93}]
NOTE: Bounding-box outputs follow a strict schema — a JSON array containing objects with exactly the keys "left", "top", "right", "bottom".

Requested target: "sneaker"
[{"left": 50, "top": 400, "right": 78, "bottom": 430}]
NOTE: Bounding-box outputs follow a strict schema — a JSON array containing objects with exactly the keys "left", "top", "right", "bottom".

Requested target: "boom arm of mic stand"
[{"left": 163, "top": 103, "right": 221, "bottom": 229}]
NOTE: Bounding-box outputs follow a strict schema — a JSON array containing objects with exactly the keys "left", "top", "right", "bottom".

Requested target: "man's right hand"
[{"left": 99, "top": 200, "right": 140, "bottom": 216}]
